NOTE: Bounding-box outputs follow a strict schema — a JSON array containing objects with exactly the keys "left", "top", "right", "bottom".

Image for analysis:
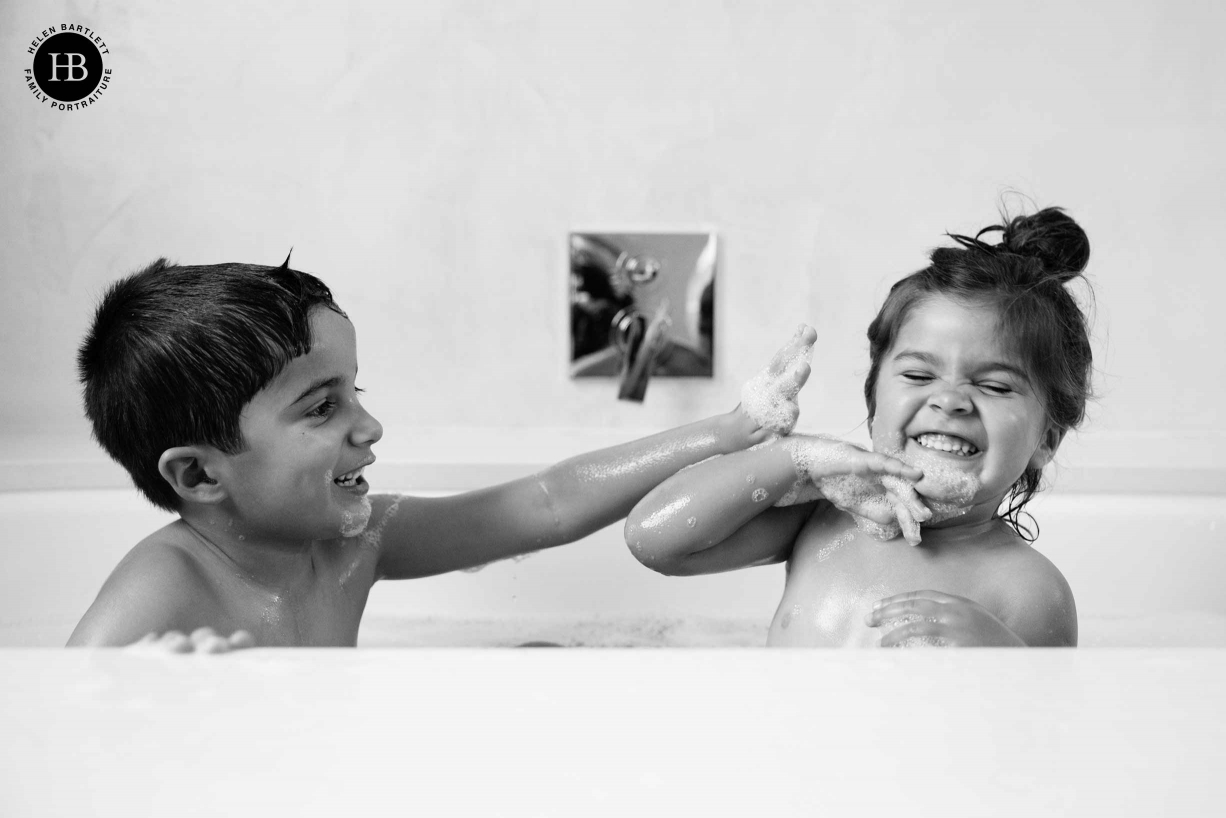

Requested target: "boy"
[{"left": 69, "top": 257, "right": 818, "bottom": 649}]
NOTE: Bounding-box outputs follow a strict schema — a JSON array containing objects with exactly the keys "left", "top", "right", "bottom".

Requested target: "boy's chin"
[{"left": 339, "top": 496, "right": 374, "bottom": 538}]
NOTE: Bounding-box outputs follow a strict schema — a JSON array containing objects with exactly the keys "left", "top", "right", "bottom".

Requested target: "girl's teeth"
[{"left": 916, "top": 434, "right": 978, "bottom": 456}]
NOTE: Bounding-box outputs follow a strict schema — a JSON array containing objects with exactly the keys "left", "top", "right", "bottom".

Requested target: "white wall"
[{"left": 2, "top": 1, "right": 1223, "bottom": 490}]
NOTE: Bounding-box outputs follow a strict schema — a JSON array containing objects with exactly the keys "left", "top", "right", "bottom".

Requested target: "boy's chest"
[
  {"left": 209, "top": 546, "right": 376, "bottom": 647},
  {"left": 768, "top": 512, "right": 998, "bottom": 648}
]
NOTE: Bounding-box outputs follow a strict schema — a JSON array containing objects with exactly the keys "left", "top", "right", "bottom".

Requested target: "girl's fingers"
[
  {"left": 857, "top": 495, "right": 898, "bottom": 526},
  {"left": 893, "top": 485, "right": 932, "bottom": 522},
  {"left": 873, "top": 589, "right": 962, "bottom": 610},
  {"left": 228, "top": 630, "right": 256, "bottom": 649},
  {"left": 878, "top": 621, "right": 942, "bottom": 648},
  {"left": 890, "top": 497, "right": 921, "bottom": 546},
  {"left": 868, "top": 598, "right": 944, "bottom": 627}
]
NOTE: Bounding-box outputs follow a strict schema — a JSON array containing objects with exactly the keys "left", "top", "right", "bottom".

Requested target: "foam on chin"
[
  {"left": 340, "top": 496, "right": 373, "bottom": 537},
  {"left": 872, "top": 427, "right": 981, "bottom": 525}
]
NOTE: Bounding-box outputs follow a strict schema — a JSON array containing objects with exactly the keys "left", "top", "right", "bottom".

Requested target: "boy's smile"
[
  {"left": 215, "top": 306, "right": 383, "bottom": 543},
  {"left": 871, "top": 295, "right": 1056, "bottom": 525}
]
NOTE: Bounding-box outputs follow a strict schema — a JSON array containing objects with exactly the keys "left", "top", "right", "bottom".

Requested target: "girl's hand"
[
  {"left": 126, "top": 627, "right": 256, "bottom": 653},
  {"left": 776, "top": 435, "right": 931, "bottom": 544},
  {"left": 736, "top": 324, "right": 817, "bottom": 442},
  {"left": 865, "top": 590, "right": 1026, "bottom": 647}
]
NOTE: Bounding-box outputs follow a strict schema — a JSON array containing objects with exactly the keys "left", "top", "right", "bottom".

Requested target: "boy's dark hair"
[
  {"left": 78, "top": 257, "right": 345, "bottom": 511},
  {"left": 864, "top": 207, "right": 1094, "bottom": 541}
]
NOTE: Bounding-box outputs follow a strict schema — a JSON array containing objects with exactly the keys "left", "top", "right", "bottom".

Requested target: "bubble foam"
[
  {"left": 740, "top": 326, "right": 813, "bottom": 435},
  {"left": 340, "top": 496, "right": 373, "bottom": 538}
]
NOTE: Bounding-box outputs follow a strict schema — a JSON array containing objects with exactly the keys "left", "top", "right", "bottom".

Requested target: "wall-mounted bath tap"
[{"left": 569, "top": 232, "right": 715, "bottom": 402}]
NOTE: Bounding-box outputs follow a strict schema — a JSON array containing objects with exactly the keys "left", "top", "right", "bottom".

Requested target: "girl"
[{"left": 626, "top": 207, "right": 1093, "bottom": 647}]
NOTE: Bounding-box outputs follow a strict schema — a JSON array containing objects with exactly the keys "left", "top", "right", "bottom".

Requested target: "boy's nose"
[
  {"left": 352, "top": 405, "right": 384, "bottom": 446},
  {"left": 928, "top": 387, "right": 972, "bottom": 415}
]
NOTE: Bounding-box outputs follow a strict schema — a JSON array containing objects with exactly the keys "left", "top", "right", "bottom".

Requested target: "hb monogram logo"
[{"left": 24, "top": 25, "right": 113, "bottom": 110}]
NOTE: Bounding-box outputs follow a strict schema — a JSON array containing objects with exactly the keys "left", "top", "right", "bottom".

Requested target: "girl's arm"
[
  {"left": 372, "top": 327, "right": 818, "bottom": 580},
  {"left": 625, "top": 438, "right": 816, "bottom": 575},
  {"left": 625, "top": 435, "right": 929, "bottom": 576}
]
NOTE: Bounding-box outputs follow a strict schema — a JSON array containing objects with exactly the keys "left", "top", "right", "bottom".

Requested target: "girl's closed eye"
[
  {"left": 901, "top": 371, "right": 934, "bottom": 383},
  {"left": 979, "top": 382, "right": 1013, "bottom": 396}
]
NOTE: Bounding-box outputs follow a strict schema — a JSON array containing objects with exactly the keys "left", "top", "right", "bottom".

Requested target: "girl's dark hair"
[
  {"left": 78, "top": 257, "right": 345, "bottom": 511},
  {"left": 864, "top": 207, "right": 1094, "bottom": 541}
]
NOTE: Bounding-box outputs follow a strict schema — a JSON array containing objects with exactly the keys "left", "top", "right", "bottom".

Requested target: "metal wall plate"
[{"left": 569, "top": 231, "right": 715, "bottom": 389}]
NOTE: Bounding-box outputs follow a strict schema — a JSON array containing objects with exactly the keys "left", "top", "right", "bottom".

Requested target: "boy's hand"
[
  {"left": 776, "top": 435, "right": 931, "bottom": 544},
  {"left": 865, "top": 590, "right": 1026, "bottom": 647},
  {"left": 737, "top": 324, "right": 817, "bottom": 441},
  {"left": 126, "top": 627, "right": 256, "bottom": 653}
]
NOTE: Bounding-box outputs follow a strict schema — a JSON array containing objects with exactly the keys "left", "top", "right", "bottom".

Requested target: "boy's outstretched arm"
[{"left": 372, "top": 326, "right": 817, "bottom": 580}]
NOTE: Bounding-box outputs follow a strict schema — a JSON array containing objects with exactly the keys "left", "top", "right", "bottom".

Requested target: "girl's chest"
[{"left": 769, "top": 515, "right": 993, "bottom": 647}]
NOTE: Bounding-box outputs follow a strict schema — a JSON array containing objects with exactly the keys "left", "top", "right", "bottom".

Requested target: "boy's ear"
[
  {"left": 1029, "top": 425, "right": 1063, "bottom": 471},
  {"left": 158, "top": 447, "right": 227, "bottom": 505}
]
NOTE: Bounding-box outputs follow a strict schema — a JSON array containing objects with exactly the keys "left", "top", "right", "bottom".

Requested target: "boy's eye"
[{"left": 306, "top": 399, "right": 337, "bottom": 419}]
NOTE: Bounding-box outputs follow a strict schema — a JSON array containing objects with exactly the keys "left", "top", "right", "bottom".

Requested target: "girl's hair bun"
[{"left": 1000, "top": 207, "right": 1090, "bottom": 281}]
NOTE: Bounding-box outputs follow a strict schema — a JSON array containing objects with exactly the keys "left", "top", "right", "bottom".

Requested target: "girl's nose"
[{"left": 929, "top": 387, "right": 972, "bottom": 415}]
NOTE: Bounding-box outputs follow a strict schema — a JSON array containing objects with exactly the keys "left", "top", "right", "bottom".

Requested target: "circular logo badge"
[{"left": 24, "top": 25, "right": 113, "bottom": 110}]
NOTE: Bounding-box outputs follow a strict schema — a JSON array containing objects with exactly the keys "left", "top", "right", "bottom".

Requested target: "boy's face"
[
  {"left": 215, "top": 306, "right": 383, "bottom": 542},
  {"left": 870, "top": 295, "right": 1055, "bottom": 516}
]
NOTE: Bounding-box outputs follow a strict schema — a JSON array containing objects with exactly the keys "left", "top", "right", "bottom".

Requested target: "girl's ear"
[
  {"left": 1029, "top": 425, "right": 1063, "bottom": 471},
  {"left": 158, "top": 447, "right": 227, "bottom": 505}
]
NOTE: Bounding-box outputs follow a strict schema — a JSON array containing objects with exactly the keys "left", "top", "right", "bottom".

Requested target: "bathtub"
[
  {"left": 2, "top": 471, "right": 1224, "bottom": 815},
  {"left": 2, "top": 486, "right": 1224, "bottom": 648}
]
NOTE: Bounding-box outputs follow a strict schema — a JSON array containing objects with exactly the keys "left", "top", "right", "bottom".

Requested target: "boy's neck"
[{"left": 179, "top": 508, "right": 319, "bottom": 595}]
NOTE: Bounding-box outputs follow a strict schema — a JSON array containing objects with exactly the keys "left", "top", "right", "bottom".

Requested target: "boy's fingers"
[
  {"left": 776, "top": 404, "right": 800, "bottom": 434},
  {"left": 190, "top": 627, "right": 218, "bottom": 646},
  {"left": 769, "top": 324, "right": 816, "bottom": 375},
  {"left": 196, "top": 635, "right": 230, "bottom": 653},
  {"left": 160, "top": 632, "right": 192, "bottom": 653},
  {"left": 792, "top": 361, "right": 812, "bottom": 388}
]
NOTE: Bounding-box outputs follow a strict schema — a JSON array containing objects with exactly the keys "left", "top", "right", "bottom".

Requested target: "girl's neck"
[{"left": 919, "top": 500, "right": 1015, "bottom": 547}]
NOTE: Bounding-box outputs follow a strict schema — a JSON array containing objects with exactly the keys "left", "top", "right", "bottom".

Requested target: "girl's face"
[{"left": 870, "top": 295, "right": 1057, "bottom": 522}]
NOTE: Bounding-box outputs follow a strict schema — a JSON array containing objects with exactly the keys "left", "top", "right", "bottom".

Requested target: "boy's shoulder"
[{"left": 68, "top": 521, "right": 221, "bottom": 646}]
